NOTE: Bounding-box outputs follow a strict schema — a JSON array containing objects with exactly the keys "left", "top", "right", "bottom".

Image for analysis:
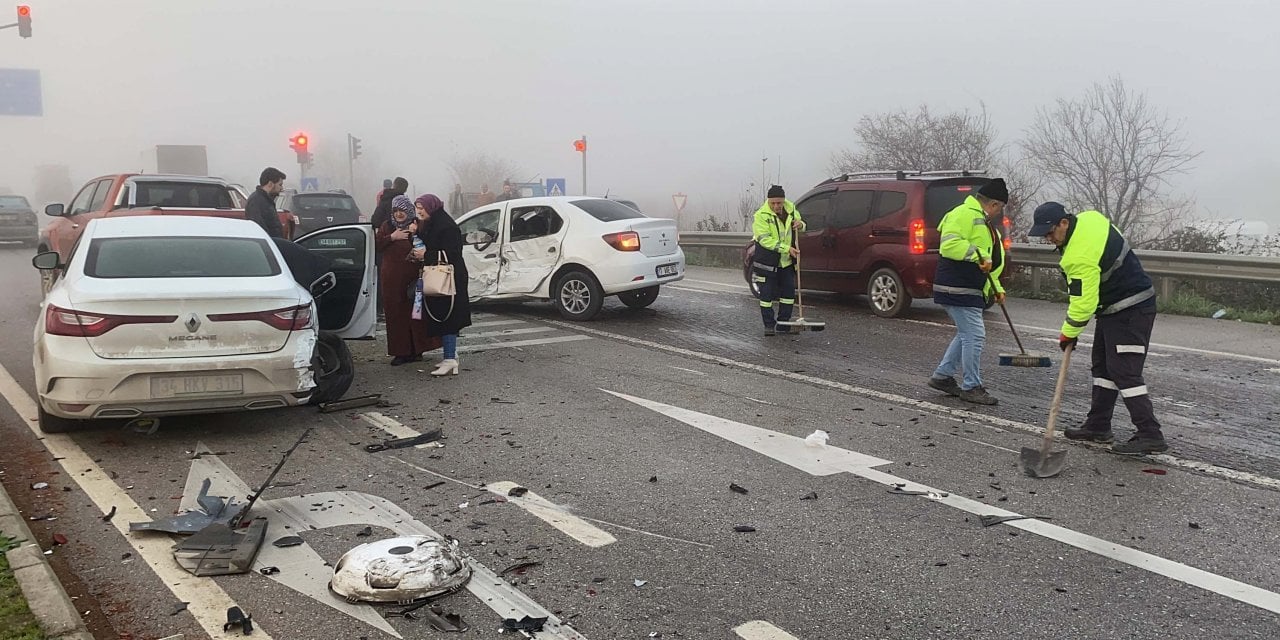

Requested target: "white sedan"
[
  {"left": 456, "top": 196, "right": 685, "bottom": 320},
  {"left": 31, "top": 216, "right": 376, "bottom": 433}
]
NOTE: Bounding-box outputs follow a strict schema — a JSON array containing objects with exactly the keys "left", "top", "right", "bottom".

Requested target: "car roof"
[
  {"left": 294, "top": 191, "right": 354, "bottom": 197},
  {"left": 818, "top": 171, "right": 991, "bottom": 187},
  {"left": 86, "top": 215, "right": 265, "bottom": 239}
]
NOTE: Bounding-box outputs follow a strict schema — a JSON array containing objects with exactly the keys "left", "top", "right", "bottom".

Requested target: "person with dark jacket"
[
  {"left": 371, "top": 177, "right": 408, "bottom": 229},
  {"left": 246, "top": 167, "right": 286, "bottom": 239},
  {"left": 376, "top": 195, "right": 442, "bottom": 365},
  {"left": 410, "top": 194, "right": 472, "bottom": 376},
  {"left": 494, "top": 180, "right": 519, "bottom": 202}
]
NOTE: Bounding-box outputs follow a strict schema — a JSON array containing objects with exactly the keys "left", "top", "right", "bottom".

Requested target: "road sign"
[
  {"left": 0, "top": 69, "right": 42, "bottom": 117},
  {"left": 673, "top": 192, "right": 687, "bottom": 213},
  {"left": 300, "top": 177, "right": 320, "bottom": 192},
  {"left": 546, "top": 178, "right": 566, "bottom": 197}
]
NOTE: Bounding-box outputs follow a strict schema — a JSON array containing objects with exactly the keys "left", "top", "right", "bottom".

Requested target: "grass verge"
[{"left": 0, "top": 536, "right": 46, "bottom": 640}]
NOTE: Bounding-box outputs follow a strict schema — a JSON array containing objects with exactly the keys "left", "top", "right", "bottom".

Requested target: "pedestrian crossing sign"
[{"left": 546, "top": 178, "right": 566, "bottom": 197}]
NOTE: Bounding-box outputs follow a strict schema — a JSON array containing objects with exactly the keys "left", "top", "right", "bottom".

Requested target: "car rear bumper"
[
  {"left": 899, "top": 253, "right": 940, "bottom": 299},
  {"left": 35, "top": 333, "right": 317, "bottom": 420},
  {"left": 595, "top": 249, "right": 686, "bottom": 294},
  {"left": 0, "top": 225, "right": 38, "bottom": 242}
]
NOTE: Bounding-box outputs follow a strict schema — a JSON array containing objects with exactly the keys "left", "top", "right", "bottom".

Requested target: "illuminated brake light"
[
  {"left": 208, "top": 304, "right": 312, "bottom": 331},
  {"left": 1002, "top": 216, "right": 1013, "bottom": 250},
  {"left": 45, "top": 305, "right": 177, "bottom": 337},
  {"left": 956, "top": 186, "right": 972, "bottom": 192},
  {"left": 603, "top": 231, "right": 641, "bottom": 252},
  {"left": 909, "top": 219, "right": 926, "bottom": 255}
]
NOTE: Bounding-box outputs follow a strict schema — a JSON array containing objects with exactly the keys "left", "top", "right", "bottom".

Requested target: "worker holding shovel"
[
  {"left": 1031, "top": 202, "right": 1167, "bottom": 455},
  {"left": 750, "top": 185, "right": 805, "bottom": 336}
]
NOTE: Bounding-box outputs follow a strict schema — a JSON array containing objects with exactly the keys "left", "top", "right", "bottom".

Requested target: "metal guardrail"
[{"left": 678, "top": 232, "right": 1280, "bottom": 285}]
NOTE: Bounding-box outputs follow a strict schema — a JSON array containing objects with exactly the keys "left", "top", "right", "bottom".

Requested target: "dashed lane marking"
[
  {"left": 466, "top": 326, "right": 556, "bottom": 339},
  {"left": 734, "top": 620, "right": 802, "bottom": 640},
  {"left": 484, "top": 481, "right": 618, "bottom": 547},
  {"left": 459, "top": 334, "right": 592, "bottom": 352}
]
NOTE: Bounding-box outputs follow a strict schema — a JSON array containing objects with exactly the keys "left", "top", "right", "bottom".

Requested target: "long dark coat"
[
  {"left": 415, "top": 208, "right": 473, "bottom": 336},
  {"left": 376, "top": 223, "right": 441, "bottom": 357}
]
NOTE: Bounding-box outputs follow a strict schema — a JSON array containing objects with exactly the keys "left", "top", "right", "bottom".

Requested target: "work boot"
[
  {"left": 1112, "top": 435, "right": 1169, "bottom": 455},
  {"left": 775, "top": 325, "right": 793, "bottom": 335},
  {"left": 957, "top": 386, "right": 998, "bottom": 406},
  {"left": 1063, "top": 425, "right": 1115, "bottom": 443},
  {"left": 927, "top": 376, "right": 961, "bottom": 397},
  {"left": 763, "top": 326, "right": 776, "bottom": 336}
]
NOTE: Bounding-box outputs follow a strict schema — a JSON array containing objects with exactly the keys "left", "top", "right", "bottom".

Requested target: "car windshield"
[
  {"left": 572, "top": 198, "right": 647, "bottom": 222},
  {"left": 0, "top": 195, "right": 32, "bottom": 210},
  {"left": 131, "top": 181, "right": 237, "bottom": 209},
  {"left": 85, "top": 236, "right": 281, "bottom": 278},
  {"left": 294, "top": 195, "right": 357, "bottom": 212},
  {"left": 925, "top": 181, "right": 989, "bottom": 226}
]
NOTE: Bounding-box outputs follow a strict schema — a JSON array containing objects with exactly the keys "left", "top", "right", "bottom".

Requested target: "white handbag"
[{"left": 420, "top": 251, "right": 456, "bottom": 297}]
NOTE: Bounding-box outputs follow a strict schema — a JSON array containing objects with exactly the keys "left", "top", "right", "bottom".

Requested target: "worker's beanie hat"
[
  {"left": 767, "top": 185, "right": 786, "bottom": 199},
  {"left": 977, "top": 178, "right": 1009, "bottom": 203}
]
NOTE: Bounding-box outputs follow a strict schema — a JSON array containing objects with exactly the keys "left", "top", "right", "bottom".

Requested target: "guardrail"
[{"left": 678, "top": 232, "right": 1280, "bottom": 285}]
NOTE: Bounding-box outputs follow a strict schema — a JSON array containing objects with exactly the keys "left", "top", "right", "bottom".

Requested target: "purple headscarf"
[
  {"left": 390, "top": 195, "right": 416, "bottom": 229},
  {"left": 415, "top": 194, "right": 444, "bottom": 216}
]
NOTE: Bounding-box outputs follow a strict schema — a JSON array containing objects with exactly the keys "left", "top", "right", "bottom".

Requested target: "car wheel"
[
  {"left": 867, "top": 267, "right": 912, "bottom": 318},
  {"left": 309, "top": 331, "right": 354, "bottom": 405},
  {"left": 619, "top": 286, "right": 660, "bottom": 309},
  {"left": 553, "top": 270, "right": 604, "bottom": 321},
  {"left": 38, "top": 405, "right": 81, "bottom": 434},
  {"left": 744, "top": 264, "right": 762, "bottom": 299}
]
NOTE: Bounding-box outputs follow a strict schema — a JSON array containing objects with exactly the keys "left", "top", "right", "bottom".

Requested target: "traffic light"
[
  {"left": 17, "top": 5, "right": 32, "bottom": 38},
  {"left": 573, "top": 138, "right": 586, "bottom": 152},
  {"left": 349, "top": 135, "right": 362, "bottom": 160},
  {"left": 289, "top": 132, "right": 310, "bottom": 164}
]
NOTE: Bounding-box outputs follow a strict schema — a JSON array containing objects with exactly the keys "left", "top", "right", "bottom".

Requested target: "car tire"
[
  {"left": 744, "top": 264, "right": 762, "bottom": 299},
  {"left": 309, "top": 331, "right": 354, "bottom": 405},
  {"left": 619, "top": 286, "right": 660, "bottom": 309},
  {"left": 867, "top": 267, "right": 912, "bottom": 318},
  {"left": 38, "top": 405, "right": 81, "bottom": 434},
  {"left": 553, "top": 270, "right": 604, "bottom": 321}
]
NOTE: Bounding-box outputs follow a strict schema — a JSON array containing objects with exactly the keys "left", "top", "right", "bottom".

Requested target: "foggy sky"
[{"left": 3, "top": 0, "right": 1277, "bottom": 231}]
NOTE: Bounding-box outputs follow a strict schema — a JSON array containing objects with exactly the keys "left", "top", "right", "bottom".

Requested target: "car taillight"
[
  {"left": 603, "top": 231, "right": 641, "bottom": 252},
  {"left": 1002, "top": 216, "right": 1013, "bottom": 250},
  {"left": 909, "top": 219, "right": 926, "bottom": 255},
  {"left": 209, "top": 304, "right": 312, "bottom": 331},
  {"left": 45, "top": 305, "right": 176, "bottom": 338}
]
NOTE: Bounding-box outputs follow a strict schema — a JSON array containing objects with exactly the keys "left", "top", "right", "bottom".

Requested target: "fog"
[{"left": 3, "top": 0, "right": 1278, "bottom": 231}]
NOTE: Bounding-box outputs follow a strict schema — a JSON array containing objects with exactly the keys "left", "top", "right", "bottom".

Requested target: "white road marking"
[
  {"left": 359, "top": 412, "right": 442, "bottom": 449},
  {"left": 551, "top": 321, "right": 1280, "bottom": 491},
  {"left": 459, "top": 335, "right": 592, "bottom": 352},
  {"left": 466, "top": 326, "right": 556, "bottom": 339},
  {"left": 609, "top": 390, "right": 1280, "bottom": 617},
  {"left": 684, "top": 278, "right": 750, "bottom": 291},
  {"left": 745, "top": 397, "right": 775, "bottom": 406},
  {"left": 667, "top": 285, "right": 738, "bottom": 297},
  {"left": 1268, "top": 368, "right": 1280, "bottom": 374},
  {"left": 0, "top": 363, "right": 276, "bottom": 639},
  {"left": 484, "top": 481, "right": 617, "bottom": 547},
  {"left": 470, "top": 319, "right": 527, "bottom": 328},
  {"left": 668, "top": 366, "right": 707, "bottom": 376},
  {"left": 735, "top": 620, "right": 802, "bottom": 640}
]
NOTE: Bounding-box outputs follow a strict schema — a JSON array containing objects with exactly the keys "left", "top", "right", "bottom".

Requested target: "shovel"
[{"left": 1020, "top": 344, "right": 1072, "bottom": 478}]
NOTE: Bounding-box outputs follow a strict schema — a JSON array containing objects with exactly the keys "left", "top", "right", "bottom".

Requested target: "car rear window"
[
  {"left": 925, "top": 181, "right": 988, "bottom": 226},
  {"left": 132, "top": 182, "right": 237, "bottom": 209},
  {"left": 0, "top": 195, "right": 32, "bottom": 210},
  {"left": 85, "top": 237, "right": 281, "bottom": 278},
  {"left": 572, "top": 199, "right": 647, "bottom": 222},
  {"left": 294, "top": 195, "right": 358, "bottom": 212}
]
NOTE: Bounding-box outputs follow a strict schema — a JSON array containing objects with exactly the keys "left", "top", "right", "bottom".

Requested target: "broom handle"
[
  {"left": 1042, "top": 344, "right": 1073, "bottom": 452},
  {"left": 792, "top": 227, "right": 803, "bottom": 317},
  {"left": 977, "top": 249, "right": 1027, "bottom": 355}
]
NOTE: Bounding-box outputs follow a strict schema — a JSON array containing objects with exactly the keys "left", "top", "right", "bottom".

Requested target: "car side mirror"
[
  {"left": 32, "top": 251, "right": 62, "bottom": 271},
  {"left": 309, "top": 272, "right": 337, "bottom": 299},
  {"left": 45, "top": 203, "right": 65, "bottom": 217}
]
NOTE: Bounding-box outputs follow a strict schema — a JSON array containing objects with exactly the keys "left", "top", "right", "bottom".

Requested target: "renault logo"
[{"left": 185, "top": 314, "right": 201, "bottom": 333}]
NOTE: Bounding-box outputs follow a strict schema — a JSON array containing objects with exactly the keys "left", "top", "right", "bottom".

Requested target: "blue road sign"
[
  {"left": 0, "top": 69, "right": 43, "bottom": 117},
  {"left": 545, "top": 178, "right": 566, "bottom": 197},
  {"left": 300, "top": 177, "right": 320, "bottom": 192}
]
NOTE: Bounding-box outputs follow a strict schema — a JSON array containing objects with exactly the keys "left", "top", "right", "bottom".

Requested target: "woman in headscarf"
[
  {"left": 410, "top": 194, "right": 472, "bottom": 376},
  {"left": 375, "top": 194, "right": 441, "bottom": 365}
]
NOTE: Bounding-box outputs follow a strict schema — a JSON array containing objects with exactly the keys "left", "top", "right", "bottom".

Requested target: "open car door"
[
  {"left": 293, "top": 224, "right": 377, "bottom": 339},
  {"left": 457, "top": 207, "right": 503, "bottom": 300}
]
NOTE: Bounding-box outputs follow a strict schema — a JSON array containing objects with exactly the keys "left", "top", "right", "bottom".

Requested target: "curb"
[{"left": 0, "top": 479, "right": 93, "bottom": 640}]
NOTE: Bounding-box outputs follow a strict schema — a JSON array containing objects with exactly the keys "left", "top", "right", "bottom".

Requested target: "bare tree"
[
  {"left": 445, "top": 152, "right": 521, "bottom": 194},
  {"left": 992, "top": 152, "right": 1048, "bottom": 240},
  {"left": 1021, "top": 77, "right": 1201, "bottom": 245},
  {"left": 831, "top": 104, "right": 1000, "bottom": 175}
]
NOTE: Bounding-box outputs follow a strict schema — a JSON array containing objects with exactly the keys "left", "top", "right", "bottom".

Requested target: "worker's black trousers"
[
  {"left": 1082, "top": 305, "right": 1163, "bottom": 437},
  {"left": 754, "top": 265, "right": 796, "bottom": 328}
]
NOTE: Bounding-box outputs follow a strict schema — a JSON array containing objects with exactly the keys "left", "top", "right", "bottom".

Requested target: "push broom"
[
  {"left": 979, "top": 250, "right": 1050, "bottom": 368},
  {"left": 775, "top": 228, "right": 825, "bottom": 332}
]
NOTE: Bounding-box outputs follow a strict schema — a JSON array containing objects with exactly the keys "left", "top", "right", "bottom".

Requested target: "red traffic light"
[
  {"left": 17, "top": 4, "right": 31, "bottom": 38},
  {"left": 18, "top": 5, "right": 30, "bottom": 16},
  {"left": 573, "top": 139, "right": 586, "bottom": 152},
  {"left": 296, "top": 135, "right": 308, "bottom": 147}
]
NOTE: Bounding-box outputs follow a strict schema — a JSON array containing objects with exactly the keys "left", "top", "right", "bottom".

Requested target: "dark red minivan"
[{"left": 743, "top": 170, "right": 1011, "bottom": 317}]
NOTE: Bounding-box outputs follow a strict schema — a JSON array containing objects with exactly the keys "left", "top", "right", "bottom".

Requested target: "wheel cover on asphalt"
[
  {"left": 871, "top": 275, "right": 898, "bottom": 310},
  {"left": 561, "top": 280, "right": 590, "bottom": 314}
]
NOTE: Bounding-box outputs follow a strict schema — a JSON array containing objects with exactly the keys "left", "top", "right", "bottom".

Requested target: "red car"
[
  {"left": 39, "top": 174, "right": 296, "bottom": 295},
  {"left": 743, "top": 171, "right": 1011, "bottom": 317}
]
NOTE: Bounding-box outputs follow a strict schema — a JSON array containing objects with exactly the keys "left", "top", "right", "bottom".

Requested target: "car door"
[
  {"left": 827, "top": 188, "right": 876, "bottom": 281},
  {"left": 293, "top": 224, "right": 377, "bottom": 339},
  {"left": 52, "top": 179, "right": 107, "bottom": 259},
  {"left": 457, "top": 207, "right": 503, "bottom": 299},
  {"left": 496, "top": 204, "right": 568, "bottom": 295},
  {"left": 793, "top": 189, "right": 836, "bottom": 275}
]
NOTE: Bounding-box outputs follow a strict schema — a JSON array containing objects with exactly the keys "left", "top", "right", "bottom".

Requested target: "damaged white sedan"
[{"left": 31, "top": 216, "right": 376, "bottom": 433}]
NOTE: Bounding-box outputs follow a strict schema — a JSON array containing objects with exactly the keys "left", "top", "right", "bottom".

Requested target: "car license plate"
[
  {"left": 656, "top": 263, "right": 679, "bottom": 277},
  {"left": 150, "top": 374, "right": 244, "bottom": 399}
]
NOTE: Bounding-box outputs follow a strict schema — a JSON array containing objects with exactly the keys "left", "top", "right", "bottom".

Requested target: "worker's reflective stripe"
[
  {"left": 1065, "top": 317, "right": 1090, "bottom": 328},
  {"left": 933, "top": 284, "right": 984, "bottom": 296},
  {"left": 752, "top": 275, "right": 766, "bottom": 283},
  {"left": 752, "top": 262, "right": 777, "bottom": 272},
  {"left": 1093, "top": 377, "right": 1119, "bottom": 390},
  {"left": 1120, "top": 385, "right": 1149, "bottom": 398},
  {"left": 1115, "top": 345, "right": 1147, "bottom": 354},
  {"left": 972, "top": 217, "right": 986, "bottom": 225},
  {"left": 760, "top": 300, "right": 773, "bottom": 308},
  {"left": 1101, "top": 239, "right": 1132, "bottom": 282},
  {"left": 941, "top": 233, "right": 962, "bottom": 242},
  {"left": 1100, "top": 287, "right": 1155, "bottom": 315},
  {"left": 779, "top": 298, "right": 795, "bottom": 305},
  {"left": 963, "top": 245, "right": 978, "bottom": 260}
]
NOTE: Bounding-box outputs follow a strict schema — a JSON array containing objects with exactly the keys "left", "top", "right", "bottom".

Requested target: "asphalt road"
[{"left": 0, "top": 247, "right": 1277, "bottom": 640}]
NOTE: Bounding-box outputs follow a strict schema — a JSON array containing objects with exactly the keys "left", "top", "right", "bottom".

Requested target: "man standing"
[
  {"left": 495, "top": 180, "right": 519, "bottom": 202},
  {"left": 750, "top": 185, "right": 804, "bottom": 336},
  {"left": 371, "top": 177, "right": 408, "bottom": 229},
  {"left": 449, "top": 183, "right": 466, "bottom": 214},
  {"left": 927, "top": 178, "right": 1008, "bottom": 406},
  {"left": 476, "top": 183, "right": 496, "bottom": 206},
  {"left": 1030, "top": 202, "right": 1166, "bottom": 454},
  {"left": 375, "top": 178, "right": 393, "bottom": 208},
  {"left": 246, "top": 167, "right": 286, "bottom": 238}
]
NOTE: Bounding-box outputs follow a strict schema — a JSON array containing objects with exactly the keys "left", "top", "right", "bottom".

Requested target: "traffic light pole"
[
  {"left": 347, "top": 134, "right": 355, "bottom": 194},
  {"left": 581, "top": 134, "right": 588, "bottom": 196}
]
